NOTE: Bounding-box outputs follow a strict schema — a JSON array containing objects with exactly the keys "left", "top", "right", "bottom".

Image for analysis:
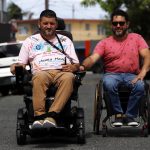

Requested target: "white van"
[{"left": 0, "top": 41, "right": 23, "bottom": 96}]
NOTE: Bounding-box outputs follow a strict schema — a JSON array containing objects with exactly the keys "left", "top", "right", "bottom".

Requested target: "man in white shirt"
[{"left": 11, "top": 9, "right": 79, "bottom": 129}]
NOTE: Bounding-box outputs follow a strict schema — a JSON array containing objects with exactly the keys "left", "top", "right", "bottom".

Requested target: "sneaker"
[
  {"left": 112, "top": 114, "right": 123, "bottom": 127},
  {"left": 32, "top": 120, "right": 44, "bottom": 129},
  {"left": 43, "top": 117, "right": 57, "bottom": 128},
  {"left": 126, "top": 117, "right": 138, "bottom": 126}
]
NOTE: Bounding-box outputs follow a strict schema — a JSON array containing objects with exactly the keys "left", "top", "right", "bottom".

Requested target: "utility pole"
[
  {"left": 45, "top": 0, "right": 49, "bottom": 9},
  {"left": 72, "top": 4, "right": 75, "bottom": 19},
  {"left": 0, "top": 0, "right": 4, "bottom": 22}
]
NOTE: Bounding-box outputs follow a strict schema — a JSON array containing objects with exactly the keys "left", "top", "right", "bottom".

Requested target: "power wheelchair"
[
  {"left": 15, "top": 66, "right": 86, "bottom": 145},
  {"left": 93, "top": 73, "right": 150, "bottom": 137},
  {"left": 14, "top": 18, "right": 86, "bottom": 145}
]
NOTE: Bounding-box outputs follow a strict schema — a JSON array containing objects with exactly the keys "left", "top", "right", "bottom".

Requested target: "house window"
[
  {"left": 97, "top": 24, "right": 106, "bottom": 35},
  {"left": 85, "top": 24, "right": 90, "bottom": 30},
  {"left": 65, "top": 24, "right": 71, "bottom": 32}
]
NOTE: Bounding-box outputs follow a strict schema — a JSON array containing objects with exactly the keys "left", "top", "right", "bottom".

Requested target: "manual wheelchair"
[{"left": 93, "top": 73, "right": 150, "bottom": 137}]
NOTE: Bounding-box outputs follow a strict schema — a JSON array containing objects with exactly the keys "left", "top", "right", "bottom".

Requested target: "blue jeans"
[{"left": 103, "top": 73, "right": 145, "bottom": 118}]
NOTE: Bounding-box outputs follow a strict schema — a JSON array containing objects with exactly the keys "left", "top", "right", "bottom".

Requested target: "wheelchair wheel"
[
  {"left": 147, "top": 89, "right": 150, "bottom": 133},
  {"left": 139, "top": 85, "right": 150, "bottom": 135},
  {"left": 76, "top": 108, "right": 85, "bottom": 144},
  {"left": 143, "top": 127, "right": 148, "bottom": 137},
  {"left": 93, "top": 82, "right": 103, "bottom": 134},
  {"left": 16, "top": 108, "right": 27, "bottom": 145},
  {"left": 77, "top": 118, "right": 85, "bottom": 144}
]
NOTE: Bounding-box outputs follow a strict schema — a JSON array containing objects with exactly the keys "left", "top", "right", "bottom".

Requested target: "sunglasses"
[{"left": 112, "top": 21, "right": 126, "bottom": 26}]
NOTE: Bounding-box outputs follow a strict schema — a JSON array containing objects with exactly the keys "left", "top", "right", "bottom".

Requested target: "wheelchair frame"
[
  {"left": 93, "top": 79, "right": 150, "bottom": 137},
  {"left": 15, "top": 66, "right": 86, "bottom": 145}
]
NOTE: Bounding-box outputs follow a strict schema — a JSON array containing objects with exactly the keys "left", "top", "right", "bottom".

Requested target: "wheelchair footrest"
[{"left": 30, "top": 125, "right": 75, "bottom": 137}]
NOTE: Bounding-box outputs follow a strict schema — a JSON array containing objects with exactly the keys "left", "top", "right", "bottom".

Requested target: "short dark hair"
[
  {"left": 111, "top": 9, "right": 129, "bottom": 22},
  {"left": 40, "top": 9, "right": 57, "bottom": 21}
]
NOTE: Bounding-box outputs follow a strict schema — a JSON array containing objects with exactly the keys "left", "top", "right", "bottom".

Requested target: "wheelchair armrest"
[
  {"left": 74, "top": 71, "right": 86, "bottom": 84},
  {"left": 74, "top": 71, "right": 86, "bottom": 80},
  {"left": 15, "top": 66, "right": 32, "bottom": 86},
  {"left": 15, "top": 66, "right": 24, "bottom": 86}
]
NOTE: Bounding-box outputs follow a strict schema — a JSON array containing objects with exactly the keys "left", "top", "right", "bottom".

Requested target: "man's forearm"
[
  {"left": 140, "top": 48, "right": 150, "bottom": 74},
  {"left": 141, "top": 57, "right": 150, "bottom": 73},
  {"left": 81, "top": 56, "right": 95, "bottom": 70}
]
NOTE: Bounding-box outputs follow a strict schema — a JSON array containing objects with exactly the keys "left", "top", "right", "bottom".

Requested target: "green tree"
[
  {"left": 81, "top": 0, "right": 150, "bottom": 41},
  {"left": 7, "top": 2, "right": 23, "bottom": 20}
]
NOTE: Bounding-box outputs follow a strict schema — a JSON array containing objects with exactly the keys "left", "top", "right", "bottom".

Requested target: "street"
[{"left": 0, "top": 73, "right": 150, "bottom": 150}]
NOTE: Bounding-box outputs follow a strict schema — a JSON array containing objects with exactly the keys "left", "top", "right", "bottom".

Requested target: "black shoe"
[
  {"left": 126, "top": 117, "right": 138, "bottom": 126},
  {"left": 112, "top": 114, "right": 123, "bottom": 127}
]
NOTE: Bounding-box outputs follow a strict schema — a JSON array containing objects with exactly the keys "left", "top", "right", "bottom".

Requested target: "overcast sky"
[{"left": 7, "top": 0, "right": 108, "bottom": 20}]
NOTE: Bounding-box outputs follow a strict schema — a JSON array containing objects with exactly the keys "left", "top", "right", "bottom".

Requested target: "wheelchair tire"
[
  {"left": 76, "top": 118, "right": 85, "bottom": 144},
  {"left": 147, "top": 89, "right": 150, "bottom": 133},
  {"left": 16, "top": 108, "right": 27, "bottom": 145},
  {"left": 76, "top": 108, "right": 85, "bottom": 144},
  {"left": 93, "top": 82, "right": 103, "bottom": 134},
  {"left": 16, "top": 126, "right": 26, "bottom": 145},
  {"left": 143, "top": 127, "right": 148, "bottom": 137}
]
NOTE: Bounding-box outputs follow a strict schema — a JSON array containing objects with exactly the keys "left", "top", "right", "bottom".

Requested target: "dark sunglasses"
[{"left": 112, "top": 21, "right": 126, "bottom": 26}]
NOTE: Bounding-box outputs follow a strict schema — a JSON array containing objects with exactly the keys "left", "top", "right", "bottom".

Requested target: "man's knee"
[
  {"left": 61, "top": 72, "right": 75, "bottom": 82},
  {"left": 32, "top": 71, "right": 46, "bottom": 80},
  {"left": 103, "top": 79, "right": 117, "bottom": 91},
  {"left": 32, "top": 71, "right": 48, "bottom": 84},
  {"left": 134, "top": 80, "right": 145, "bottom": 93}
]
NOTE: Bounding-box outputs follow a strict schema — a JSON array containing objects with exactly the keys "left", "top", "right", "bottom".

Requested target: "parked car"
[{"left": 0, "top": 41, "right": 23, "bottom": 96}]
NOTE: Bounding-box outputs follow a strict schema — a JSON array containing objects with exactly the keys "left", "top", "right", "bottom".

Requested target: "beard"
[
  {"left": 112, "top": 27, "right": 128, "bottom": 38},
  {"left": 40, "top": 28, "right": 55, "bottom": 37}
]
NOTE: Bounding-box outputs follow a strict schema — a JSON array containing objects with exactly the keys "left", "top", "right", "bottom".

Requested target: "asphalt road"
[{"left": 0, "top": 73, "right": 150, "bottom": 150}]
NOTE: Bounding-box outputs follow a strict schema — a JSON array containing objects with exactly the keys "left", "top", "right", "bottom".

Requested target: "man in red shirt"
[{"left": 80, "top": 9, "right": 150, "bottom": 127}]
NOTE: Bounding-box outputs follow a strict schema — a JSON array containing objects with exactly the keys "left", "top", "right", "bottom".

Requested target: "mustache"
[
  {"left": 38, "top": 27, "right": 52, "bottom": 31},
  {"left": 46, "top": 28, "right": 52, "bottom": 31},
  {"left": 112, "top": 28, "right": 128, "bottom": 37}
]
